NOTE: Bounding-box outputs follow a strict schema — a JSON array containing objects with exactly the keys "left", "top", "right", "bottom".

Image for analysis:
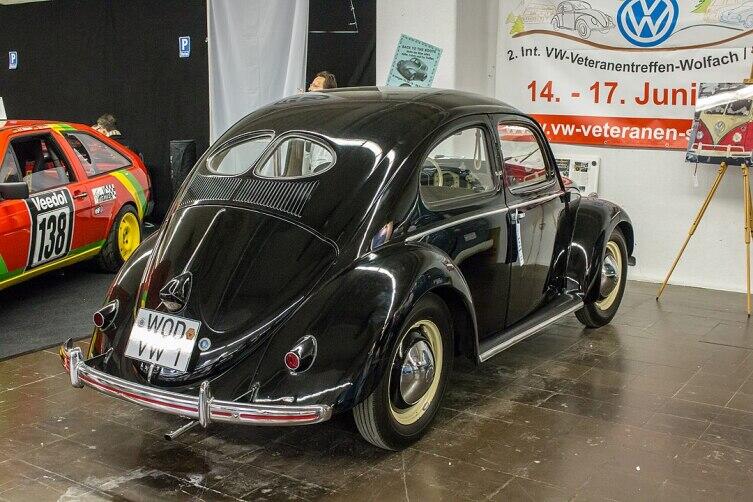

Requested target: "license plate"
[{"left": 124, "top": 309, "right": 201, "bottom": 372}]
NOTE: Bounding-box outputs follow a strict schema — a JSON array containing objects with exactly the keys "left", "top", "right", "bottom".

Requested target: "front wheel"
[
  {"left": 576, "top": 19, "right": 592, "bottom": 39},
  {"left": 97, "top": 206, "right": 142, "bottom": 272},
  {"left": 353, "top": 293, "right": 453, "bottom": 450},
  {"left": 576, "top": 228, "right": 628, "bottom": 328}
]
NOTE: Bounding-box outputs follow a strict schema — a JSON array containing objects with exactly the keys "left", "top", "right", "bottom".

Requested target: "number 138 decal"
[{"left": 25, "top": 188, "right": 74, "bottom": 269}]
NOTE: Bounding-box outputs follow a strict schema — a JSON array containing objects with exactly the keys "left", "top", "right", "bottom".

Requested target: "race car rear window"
[
  {"left": 64, "top": 133, "right": 130, "bottom": 177},
  {"left": 255, "top": 136, "right": 335, "bottom": 178},
  {"left": 207, "top": 135, "right": 273, "bottom": 175}
]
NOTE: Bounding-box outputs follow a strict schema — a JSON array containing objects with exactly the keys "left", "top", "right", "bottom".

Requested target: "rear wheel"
[
  {"left": 576, "top": 228, "right": 628, "bottom": 328},
  {"left": 97, "top": 206, "right": 141, "bottom": 272},
  {"left": 353, "top": 293, "right": 453, "bottom": 450}
]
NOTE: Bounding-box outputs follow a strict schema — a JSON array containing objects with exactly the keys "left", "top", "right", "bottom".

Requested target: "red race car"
[{"left": 0, "top": 120, "right": 151, "bottom": 290}]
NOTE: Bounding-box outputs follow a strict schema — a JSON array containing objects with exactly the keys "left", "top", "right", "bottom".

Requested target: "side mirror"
[{"left": 0, "top": 182, "right": 30, "bottom": 200}]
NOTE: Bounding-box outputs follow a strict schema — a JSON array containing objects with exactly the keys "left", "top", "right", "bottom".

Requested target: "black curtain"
[
  {"left": 0, "top": 0, "right": 209, "bottom": 219},
  {"left": 307, "top": 0, "right": 375, "bottom": 87}
]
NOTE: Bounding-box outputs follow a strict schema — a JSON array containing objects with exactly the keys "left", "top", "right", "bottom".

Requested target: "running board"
[{"left": 478, "top": 296, "right": 583, "bottom": 362}]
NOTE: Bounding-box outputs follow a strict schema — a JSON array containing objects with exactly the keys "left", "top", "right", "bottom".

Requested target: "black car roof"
[{"left": 220, "top": 87, "right": 524, "bottom": 153}]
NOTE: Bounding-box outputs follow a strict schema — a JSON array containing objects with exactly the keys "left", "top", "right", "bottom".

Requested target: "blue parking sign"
[
  {"left": 178, "top": 37, "right": 191, "bottom": 58},
  {"left": 9, "top": 51, "right": 18, "bottom": 70}
]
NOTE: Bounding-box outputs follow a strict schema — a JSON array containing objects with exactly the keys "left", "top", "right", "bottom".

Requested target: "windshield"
[{"left": 726, "top": 99, "right": 752, "bottom": 117}]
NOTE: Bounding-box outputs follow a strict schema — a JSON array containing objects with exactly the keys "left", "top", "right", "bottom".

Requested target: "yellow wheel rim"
[
  {"left": 389, "top": 320, "right": 443, "bottom": 426},
  {"left": 117, "top": 212, "right": 141, "bottom": 261},
  {"left": 595, "top": 240, "right": 622, "bottom": 311}
]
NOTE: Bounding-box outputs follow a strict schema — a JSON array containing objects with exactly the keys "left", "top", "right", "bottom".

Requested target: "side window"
[
  {"left": 498, "top": 124, "right": 552, "bottom": 191},
  {"left": 64, "top": 132, "right": 130, "bottom": 176},
  {"left": 11, "top": 135, "right": 76, "bottom": 194},
  {"left": 419, "top": 126, "right": 495, "bottom": 206},
  {"left": 255, "top": 136, "right": 335, "bottom": 178},
  {"left": 0, "top": 148, "right": 22, "bottom": 183}
]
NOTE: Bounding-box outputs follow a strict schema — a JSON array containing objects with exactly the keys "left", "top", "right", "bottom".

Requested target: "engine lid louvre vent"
[
  {"left": 234, "top": 179, "right": 318, "bottom": 218},
  {"left": 181, "top": 175, "right": 242, "bottom": 206}
]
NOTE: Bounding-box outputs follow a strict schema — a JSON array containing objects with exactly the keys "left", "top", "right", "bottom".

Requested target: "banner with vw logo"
[{"left": 498, "top": 0, "right": 753, "bottom": 149}]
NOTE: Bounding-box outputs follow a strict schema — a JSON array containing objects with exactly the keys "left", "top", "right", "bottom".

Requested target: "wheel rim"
[
  {"left": 577, "top": 22, "right": 588, "bottom": 38},
  {"left": 595, "top": 240, "right": 622, "bottom": 311},
  {"left": 117, "top": 212, "right": 141, "bottom": 261},
  {"left": 389, "top": 320, "right": 443, "bottom": 426}
]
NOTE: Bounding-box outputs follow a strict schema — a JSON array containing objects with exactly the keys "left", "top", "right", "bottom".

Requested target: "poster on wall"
[
  {"left": 498, "top": 1, "right": 753, "bottom": 150},
  {"left": 686, "top": 82, "right": 753, "bottom": 165},
  {"left": 556, "top": 155, "right": 600, "bottom": 193},
  {"left": 386, "top": 34, "right": 442, "bottom": 88}
]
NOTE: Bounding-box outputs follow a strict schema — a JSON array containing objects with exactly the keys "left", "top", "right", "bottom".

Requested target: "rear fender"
[
  {"left": 88, "top": 232, "right": 156, "bottom": 358},
  {"left": 252, "top": 242, "right": 477, "bottom": 413},
  {"left": 568, "top": 196, "right": 634, "bottom": 303}
]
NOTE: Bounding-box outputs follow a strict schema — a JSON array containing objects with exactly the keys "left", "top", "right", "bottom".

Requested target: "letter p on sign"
[
  {"left": 9, "top": 51, "right": 17, "bottom": 70},
  {"left": 179, "top": 37, "right": 191, "bottom": 58}
]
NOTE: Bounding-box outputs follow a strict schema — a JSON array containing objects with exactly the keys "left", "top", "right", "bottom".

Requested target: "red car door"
[{"left": 0, "top": 131, "right": 93, "bottom": 277}]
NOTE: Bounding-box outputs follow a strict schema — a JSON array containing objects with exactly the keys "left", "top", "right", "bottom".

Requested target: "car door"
[
  {"left": 562, "top": 2, "right": 576, "bottom": 28},
  {"left": 495, "top": 117, "right": 570, "bottom": 327},
  {"left": 7, "top": 131, "right": 92, "bottom": 270},
  {"left": 408, "top": 116, "right": 511, "bottom": 342}
]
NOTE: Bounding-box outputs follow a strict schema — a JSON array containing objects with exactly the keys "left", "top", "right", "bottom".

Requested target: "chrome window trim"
[{"left": 405, "top": 191, "right": 563, "bottom": 242}]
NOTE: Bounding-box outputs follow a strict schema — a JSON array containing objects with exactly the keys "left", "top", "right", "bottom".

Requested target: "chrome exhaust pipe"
[{"left": 164, "top": 420, "right": 199, "bottom": 441}]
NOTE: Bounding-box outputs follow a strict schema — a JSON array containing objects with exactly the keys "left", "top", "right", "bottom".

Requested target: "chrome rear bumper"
[{"left": 60, "top": 343, "right": 331, "bottom": 427}]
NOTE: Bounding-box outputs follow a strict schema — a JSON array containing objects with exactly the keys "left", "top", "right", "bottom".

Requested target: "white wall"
[
  {"left": 377, "top": 0, "right": 750, "bottom": 293},
  {"left": 556, "top": 144, "right": 747, "bottom": 293}
]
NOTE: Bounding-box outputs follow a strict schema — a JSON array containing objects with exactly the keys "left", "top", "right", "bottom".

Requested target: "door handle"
[
  {"left": 73, "top": 191, "right": 88, "bottom": 200},
  {"left": 510, "top": 209, "right": 526, "bottom": 223}
]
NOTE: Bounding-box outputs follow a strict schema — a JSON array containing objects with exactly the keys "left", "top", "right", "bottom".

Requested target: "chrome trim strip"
[
  {"left": 478, "top": 301, "right": 582, "bottom": 362},
  {"left": 406, "top": 192, "right": 564, "bottom": 242},
  {"left": 61, "top": 346, "right": 332, "bottom": 427}
]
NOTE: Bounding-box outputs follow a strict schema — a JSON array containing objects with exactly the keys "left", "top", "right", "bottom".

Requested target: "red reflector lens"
[
  {"left": 93, "top": 312, "right": 105, "bottom": 328},
  {"left": 284, "top": 352, "right": 300, "bottom": 371}
]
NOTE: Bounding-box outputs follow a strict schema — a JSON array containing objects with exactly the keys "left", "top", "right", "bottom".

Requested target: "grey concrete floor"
[
  {"left": 0, "top": 263, "right": 112, "bottom": 360},
  {"left": 2, "top": 281, "right": 753, "bottom": 500}
]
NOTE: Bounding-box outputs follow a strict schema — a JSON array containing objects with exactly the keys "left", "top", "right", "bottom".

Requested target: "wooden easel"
[
  {"left": 657, "top": 68, "right": 753, "bottom": 316},
  {"left": 656, "top": 161, "right": 753, "bottom": 315}
]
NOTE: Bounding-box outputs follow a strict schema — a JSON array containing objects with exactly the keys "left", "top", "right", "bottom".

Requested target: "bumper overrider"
[{"left": 59, "top": 341, "right": 332, "bottom": 429}]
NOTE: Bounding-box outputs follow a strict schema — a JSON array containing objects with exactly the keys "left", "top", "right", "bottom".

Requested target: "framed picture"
[
  {"left": 555, "top": 155, "right": 600, "bottom": 194},
  {"left": 686, "top": 83, "right": 753, "bottom": 166}
]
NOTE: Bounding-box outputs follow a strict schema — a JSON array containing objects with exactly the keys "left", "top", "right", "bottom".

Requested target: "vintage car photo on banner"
[{"left": 2, "top": 0, "right": 753, "bottom": 500}]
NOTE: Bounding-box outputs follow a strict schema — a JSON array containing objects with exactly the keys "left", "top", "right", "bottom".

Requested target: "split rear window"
[{"left": 205, "top": 134, "right": 335, "bottom": 178}]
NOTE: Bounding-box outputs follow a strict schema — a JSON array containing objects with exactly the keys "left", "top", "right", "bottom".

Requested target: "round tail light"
[
  {"left": 92, "top": 300, "right": 119, "bottom": 330},
  {"left": 284, "top": 351, "right": 301, "bottom": 371},
  {"left": 283, "top": 335, "right": 317, "bottom": 373},
  {"left": 93, "top": 311, "right": 106, "bottom": 328}
]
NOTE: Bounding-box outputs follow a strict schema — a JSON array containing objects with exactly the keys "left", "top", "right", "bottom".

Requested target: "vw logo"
[{"left": 617, "top": 0, "right": 679, "bottom": 48}]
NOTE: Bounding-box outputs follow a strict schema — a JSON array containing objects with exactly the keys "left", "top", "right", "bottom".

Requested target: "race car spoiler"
[{"left": 60, "top": 341, "right": 332, "bottom": 434}]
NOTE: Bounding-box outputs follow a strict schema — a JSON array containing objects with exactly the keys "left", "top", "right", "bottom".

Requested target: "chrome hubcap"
[
  {"left": 399, "top": 340, "right": 435, "bottom": 405},
  {"left": 600, "top": 253, "right": 619, "bottom": 297}
]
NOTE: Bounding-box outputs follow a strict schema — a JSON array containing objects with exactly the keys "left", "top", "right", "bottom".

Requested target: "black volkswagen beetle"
[{"left": 61, "top": 88, "right": 634, "bottom": 450}]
